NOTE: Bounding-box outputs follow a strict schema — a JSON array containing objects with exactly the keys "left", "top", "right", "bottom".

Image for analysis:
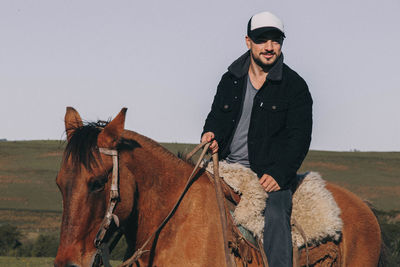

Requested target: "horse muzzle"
[{"left": 54, "top": 245, "right": 97, "bottom": 267}]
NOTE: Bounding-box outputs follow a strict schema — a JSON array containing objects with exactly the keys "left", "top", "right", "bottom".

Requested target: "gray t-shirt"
[{"left": 226, "top": 76, "right": 258, "bottom": 167}]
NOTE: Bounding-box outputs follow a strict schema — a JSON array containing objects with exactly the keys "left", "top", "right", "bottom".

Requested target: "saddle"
[
  {"left": 205, "top": 169, "right": 343, "bottom": 267},
  {"left": 205, "top": 171, "right": 265, "bottom": 266}
]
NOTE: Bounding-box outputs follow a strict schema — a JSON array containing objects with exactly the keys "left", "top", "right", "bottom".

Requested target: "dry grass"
[
  {"left": 353, "top": 185, "right": 400, "bottom": 200},
  {"left": 38, "top": 152, "right": 63, "bottom": 158},
  {"left": 0, "top": 257, "right": 122, "bottom": 267},
  {"left": 304, "top": 161, "right": 349, "bottom": 171},
  {"left": 0, "top": 210, "right": 61, "bottom": 234},
  {"left": 0, "top": 197, "right": 27, "bottom": 202}
]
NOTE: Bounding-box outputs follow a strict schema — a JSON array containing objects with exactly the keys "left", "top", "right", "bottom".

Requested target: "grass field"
[
  {"left": 1, "top": 140, "right": 399, "bottom": 234},
  {"left": 0, "top": 256, "right": 121, "bottom": 267},
  {"left": 0, "top": 140, "right": 399, "bottom": 264},
  {"left": 0, "top": 140, "right": 64, "bottom": 212},
  {"left": 299, "top": 150, "right": 400, "bottom": 210},
  {"left": 1, "top": 140, "right": 399, "bottom": 215},
  {"left": 0, "top": 256, "right": 54, "bottom": 267}
]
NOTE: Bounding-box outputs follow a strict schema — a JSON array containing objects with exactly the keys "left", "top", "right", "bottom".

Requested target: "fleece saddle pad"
[{"left": 205, "top": 161, "right": 343, "bottom": 248}]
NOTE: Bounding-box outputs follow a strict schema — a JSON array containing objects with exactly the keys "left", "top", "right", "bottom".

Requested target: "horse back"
[
  {"left": 223, "top": 177, "right": 382, "bottom": 267},
  {"left": 327, "top": 182, "right": 381, "bottom": 266}
]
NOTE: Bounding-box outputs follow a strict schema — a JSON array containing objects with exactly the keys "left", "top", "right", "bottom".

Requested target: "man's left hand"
[{"left": 259, "top": 174, "right": 281, "bottom": 192}]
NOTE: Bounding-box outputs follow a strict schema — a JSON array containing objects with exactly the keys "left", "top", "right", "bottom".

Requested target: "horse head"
[
  {"left": 54, "top": 107, "right": 137, "bottom": 267},
  {"left": 54, "top": 107, "right": 238, "bottom": 267}
]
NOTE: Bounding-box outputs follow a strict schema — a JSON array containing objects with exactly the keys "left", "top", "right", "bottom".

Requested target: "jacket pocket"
[
  {"left": 260, "top": 101, "right": 288, "bottom": 136},
  {"left": 219, "top": 97, "right": 234, "bottom": 112},
  {"left": 261, "top": 101, "right": 288, "bottom": 112}
]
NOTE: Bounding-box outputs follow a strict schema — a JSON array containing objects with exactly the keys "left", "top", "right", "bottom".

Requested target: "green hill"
[
  {"left": 1, "top": 140, "right": 399, "bottom": 265},
  {"left": 299, "top": 150, "right": 400, "bottom": 211},
  {"left": 0, "top": 140, "right": 399, "bottom": 235}
]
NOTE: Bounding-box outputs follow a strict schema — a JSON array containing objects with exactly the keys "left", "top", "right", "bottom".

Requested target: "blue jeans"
[{"left": 263, "top": 189, "right": 293, "bottom": 267}]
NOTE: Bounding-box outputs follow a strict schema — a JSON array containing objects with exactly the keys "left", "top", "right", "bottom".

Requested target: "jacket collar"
[{"left": 228, "top": 50, "right": 284, "bottom": 81}]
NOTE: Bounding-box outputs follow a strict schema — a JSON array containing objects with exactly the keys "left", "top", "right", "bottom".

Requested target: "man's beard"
[{"left": 251, "top": 51, "right": 277, "bottom": 70}]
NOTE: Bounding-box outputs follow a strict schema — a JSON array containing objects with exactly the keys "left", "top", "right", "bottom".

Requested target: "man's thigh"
[
  {"left": 263, "top": 189, "right": 293, "bottom": 267},
  {"left": 265, "top": 189, "right": 292, "bottom": 218}
]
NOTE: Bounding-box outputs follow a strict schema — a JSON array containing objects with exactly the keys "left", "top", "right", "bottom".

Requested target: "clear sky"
[{"left": 1, "top": 0, "right": 399, "bottom": 151}]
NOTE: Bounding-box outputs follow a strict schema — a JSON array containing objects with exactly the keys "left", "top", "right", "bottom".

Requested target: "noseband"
[{"left": 92, "top": 148, "right": 121, "bottom": 267}]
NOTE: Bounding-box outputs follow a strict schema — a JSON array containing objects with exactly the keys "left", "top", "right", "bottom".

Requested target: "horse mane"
[
  {"left": 121, "top": 130, "right": 194, "bottom": 167},
  {"left": 64, "top": 120, "right": 108, "bottom": 171},
  {"left": 64, "top": 120, "right": 192, "bottom": 171}
]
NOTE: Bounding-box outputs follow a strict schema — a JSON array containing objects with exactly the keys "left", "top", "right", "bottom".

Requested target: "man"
[{"left": 201, "top": 11, "right": 312, "bottom": 266}]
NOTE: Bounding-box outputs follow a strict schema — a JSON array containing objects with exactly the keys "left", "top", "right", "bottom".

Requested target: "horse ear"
[
  {"left": 97, "top": 108, "right": 127, "bottom": 148},
  {"left": 65, "top": 107, "right": 83, "bottom": 142}
]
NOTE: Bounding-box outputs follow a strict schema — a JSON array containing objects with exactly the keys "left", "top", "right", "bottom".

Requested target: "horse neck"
[{"left": 122, "top": 131, "right": 199, "bottom": 241}]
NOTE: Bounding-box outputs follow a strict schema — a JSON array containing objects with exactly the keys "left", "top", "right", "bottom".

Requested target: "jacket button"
[
  {"left": 234, "top": 96, "right": 238, "bottom": 99},
  {"left": 233, "top": 81, "right": 238, "bottom": 84},
  {"left": 272, "top": 105, "right": 277, "bottom": 110},
  {"left": 224, "top": 104, "right": 229, "bottom": 109},
  {"left": 232, "top": 119, "right": 235, "bottom": 123}
]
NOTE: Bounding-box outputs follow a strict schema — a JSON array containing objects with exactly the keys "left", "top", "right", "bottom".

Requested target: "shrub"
[
  {"left": 31, "top": 233, "right": 59, "bottom": 257},
  {"left": 375, "top": 210, "right": 400, "bottom": 265},
  {"left": 0, "top": 224, "right": 22, "bottom": 255},
  {"left": 16, "top": 239, "right": 34, "bottom": 257}
]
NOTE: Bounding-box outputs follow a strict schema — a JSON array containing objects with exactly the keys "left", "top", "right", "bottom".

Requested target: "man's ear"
[
  {"left": 65, "top": 107, "right": 83, "bottom": 142},
  {"left": 245, "top": 36, "right": 252, "bottom": 50},
  {"left": 97, "top": 108, "right": 127, "bottom": 148}
]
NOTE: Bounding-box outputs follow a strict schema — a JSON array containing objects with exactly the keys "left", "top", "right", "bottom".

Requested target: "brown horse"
[{"left": 55, "top": 107, "right": 382, "bottom": 267}]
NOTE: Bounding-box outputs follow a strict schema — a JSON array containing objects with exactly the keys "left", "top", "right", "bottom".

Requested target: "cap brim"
[{"left": 248, "top": 27, "right": 285, "bottom": 41}]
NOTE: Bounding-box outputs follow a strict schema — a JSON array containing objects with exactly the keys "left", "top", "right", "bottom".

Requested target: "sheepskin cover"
[{"left": 205, "top": 161, "right": 343, "bottom": 248}]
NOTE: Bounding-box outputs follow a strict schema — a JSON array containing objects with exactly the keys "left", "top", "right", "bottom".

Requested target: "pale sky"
[{"left": 1, "top": 0, "right": 399, "bottom": 151}]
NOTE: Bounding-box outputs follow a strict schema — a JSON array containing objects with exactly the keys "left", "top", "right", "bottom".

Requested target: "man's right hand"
[{"left": 201, "top": 132, "right": 219, "bottom": 154}]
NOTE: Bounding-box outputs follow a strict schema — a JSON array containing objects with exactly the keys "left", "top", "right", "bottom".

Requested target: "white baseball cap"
[{"left": 247, "top": 11, "right": 285, "bottom": 41}]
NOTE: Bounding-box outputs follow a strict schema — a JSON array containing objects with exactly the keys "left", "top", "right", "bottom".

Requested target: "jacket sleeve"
[
  {"left": 201, "top": 75, "right": 226, "bottom": 145},
  {"left": 265, "top": 80, "right": 313, "bottom": 188}
]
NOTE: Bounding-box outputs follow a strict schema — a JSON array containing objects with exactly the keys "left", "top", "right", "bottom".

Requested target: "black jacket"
[{"left": 202, "top": 51, "right": 313, "bottom": 189}]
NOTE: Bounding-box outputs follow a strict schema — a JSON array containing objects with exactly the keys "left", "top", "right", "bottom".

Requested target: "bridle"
[{"left": 92, "top": 147, "right": 122, "bottom": 267}]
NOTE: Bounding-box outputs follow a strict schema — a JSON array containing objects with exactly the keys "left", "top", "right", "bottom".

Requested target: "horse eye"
[{"left": 89, "top": 178, "right": 105, "bottom": 193}]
